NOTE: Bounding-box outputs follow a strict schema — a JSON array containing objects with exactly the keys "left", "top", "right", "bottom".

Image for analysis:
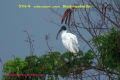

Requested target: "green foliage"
[
  {"left": 93, "top": 28, "right": 120, "bottom": 71},
  {"left": 2, "top": 50, "right": 94, "bottom": 80},
  {"left": 2, "top": 57, "right": 27, "bottom": 80},
  {"left": 3, "top": 57, "right": 27, "bottom": 74},
  {"left": 24, "top": 56, "right": 39, "bottom": 74}
]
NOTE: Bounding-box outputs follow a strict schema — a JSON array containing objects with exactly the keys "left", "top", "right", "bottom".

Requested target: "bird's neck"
[
  {"left": 61, "top": 30, "right": 67, "bottom": 37},
  {"left": 61, "top": 30, "right": 67, "bottom": 34}
]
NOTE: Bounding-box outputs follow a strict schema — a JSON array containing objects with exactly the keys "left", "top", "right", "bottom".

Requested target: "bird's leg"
[{"left": 73, "top": 54, "right": 77, "bottom": 60}]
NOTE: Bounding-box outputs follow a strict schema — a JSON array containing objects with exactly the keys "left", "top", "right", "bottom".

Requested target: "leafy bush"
[{"left": 2, "top": 50, "right": 94, "bottom": 80}]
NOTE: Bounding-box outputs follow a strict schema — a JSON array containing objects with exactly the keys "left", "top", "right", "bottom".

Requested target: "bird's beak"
[{"left": 56, "top": 28, "right": 62, "bottom": 40}]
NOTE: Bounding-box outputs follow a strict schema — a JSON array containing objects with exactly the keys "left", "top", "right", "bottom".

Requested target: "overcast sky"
[{"left": 0, "top": 0, "right": 91, "bottom": 78}]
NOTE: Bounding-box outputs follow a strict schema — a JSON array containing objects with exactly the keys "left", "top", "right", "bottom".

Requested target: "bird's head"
[{"left": 56, "top": 26, "right": 66, "bottom": 39}]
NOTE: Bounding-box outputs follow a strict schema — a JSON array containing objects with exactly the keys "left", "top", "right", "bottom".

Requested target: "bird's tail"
[{"left": 73, "top": 53, "right": 77, "bottom": 56}]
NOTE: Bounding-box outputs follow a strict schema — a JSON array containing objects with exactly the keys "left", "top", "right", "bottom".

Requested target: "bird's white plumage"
[{"left": 61, "top": 30, "right": 79, "bottom": 55}]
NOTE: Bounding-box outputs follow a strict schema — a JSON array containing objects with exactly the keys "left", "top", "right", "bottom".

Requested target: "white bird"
[{"left": 56, "top": 25, "right": 79, "bottom": 56}]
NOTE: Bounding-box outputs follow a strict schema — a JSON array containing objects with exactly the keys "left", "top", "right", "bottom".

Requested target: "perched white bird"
[{"left": 56, "top": 25, "right": 79, "bottom": 56}]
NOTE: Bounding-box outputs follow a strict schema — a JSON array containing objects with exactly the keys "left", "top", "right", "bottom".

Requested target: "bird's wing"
[
  {"left": 68, "top": 33, "right": 78, "bottom": 46},
  {"left": 71, "top": 38, "right": 79, "bottom": 52},
  {"left": 68, "top": 33, "right": 79, "bottom": 53}
]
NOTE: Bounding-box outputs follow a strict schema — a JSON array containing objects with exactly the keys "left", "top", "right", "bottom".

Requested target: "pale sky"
[{"left": 0, "top": 0, "right": 91, "bottom": 78}]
